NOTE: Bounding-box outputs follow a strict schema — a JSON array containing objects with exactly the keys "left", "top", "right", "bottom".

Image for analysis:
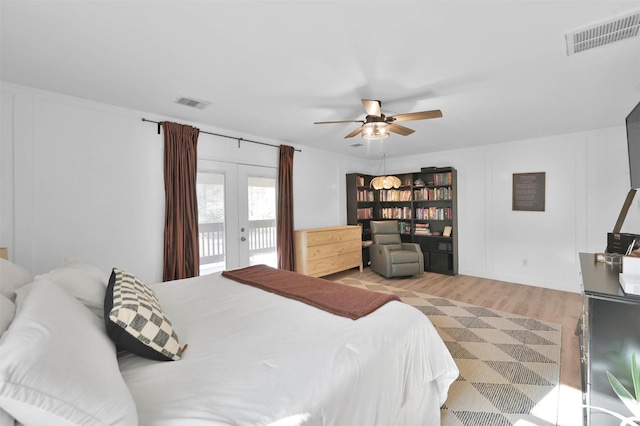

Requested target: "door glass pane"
[
  {"left": 197, "top": 172, "right": 226, "bottom": 275},
  {"left": 247, "top": 176, "right": 277, "bottom": 268}
]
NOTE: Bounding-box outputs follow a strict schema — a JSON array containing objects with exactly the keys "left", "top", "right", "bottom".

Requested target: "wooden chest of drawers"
[{"left": 293, "top": 225, "right": 362, "bottom": 277}]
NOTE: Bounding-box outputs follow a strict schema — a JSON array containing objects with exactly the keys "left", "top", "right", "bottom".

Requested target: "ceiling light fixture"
[
  {"left": 370, "top": 154, "right": 401, "bottom": 189},
  {"left": 362, "top": 121, "right": 389, "bottom": 140}
]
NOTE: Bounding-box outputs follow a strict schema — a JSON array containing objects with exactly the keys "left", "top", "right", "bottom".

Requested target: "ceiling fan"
[{"left": 314, "top": 99, "right": 442, "bottom": 140}]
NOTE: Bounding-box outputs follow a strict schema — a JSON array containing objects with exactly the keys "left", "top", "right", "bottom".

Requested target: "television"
[{"left": 627, "top": 100, "right": 640, "bottom": 189}]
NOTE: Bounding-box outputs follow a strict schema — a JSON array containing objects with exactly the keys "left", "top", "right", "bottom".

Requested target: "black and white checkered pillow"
[{"left": 104, "top": 268, "right": 185, "bottom": 361}]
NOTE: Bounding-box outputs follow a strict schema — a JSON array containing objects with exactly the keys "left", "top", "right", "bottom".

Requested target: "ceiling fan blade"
[
  {"left": 361, "top": 99, "right": 382, "bottom": 117},
  {"left": 389, "top": 123, "right": 415, "bottom": 136},
  {"left": 314, "top": 120, "right": 364, "bottom": 124},
  {"left": 388, "top": 109, "right": 443, "bottom": 123},
  {"left": 344, "top": 126, "right": 364, "bottom": 138}
]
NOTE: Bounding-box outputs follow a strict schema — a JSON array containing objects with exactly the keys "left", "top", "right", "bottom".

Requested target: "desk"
[{"left": 579, "top": 252, "right": 640, "bottom": 425}]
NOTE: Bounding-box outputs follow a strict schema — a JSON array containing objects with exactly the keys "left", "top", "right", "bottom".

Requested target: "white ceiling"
[{"left": 2, "top": 1, "right": 640, "bottom": 159}]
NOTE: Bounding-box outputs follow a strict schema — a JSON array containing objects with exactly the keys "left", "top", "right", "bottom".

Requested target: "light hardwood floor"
[{"left": 327, "top": 267, "right": 584, "bottom": 426}]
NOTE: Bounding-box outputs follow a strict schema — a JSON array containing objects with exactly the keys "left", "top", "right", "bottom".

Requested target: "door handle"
[{"left": 240, "top": 237, "right": 247, "bottom": 242}]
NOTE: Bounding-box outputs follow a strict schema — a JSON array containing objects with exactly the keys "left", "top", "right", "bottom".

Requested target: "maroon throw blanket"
[{"left": 222, "top": 265, "right": 400, "bottom": 320}]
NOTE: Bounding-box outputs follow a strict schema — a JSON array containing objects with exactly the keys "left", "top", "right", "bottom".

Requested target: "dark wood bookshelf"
[{"left": 346, "top": 167, "right": 458, "bottom": 275}]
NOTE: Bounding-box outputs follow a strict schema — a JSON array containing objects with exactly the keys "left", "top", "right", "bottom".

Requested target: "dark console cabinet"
[
  {"left": 606, "top": 232, "right": 640, "bottom": 254},
  {"left": 579, "top": 252, "right": 640, "bottom": 425}
]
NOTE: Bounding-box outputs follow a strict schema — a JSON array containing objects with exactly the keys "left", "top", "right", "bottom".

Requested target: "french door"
[{"left": 197, "top": 160, "right": 277, "bottom": 274}]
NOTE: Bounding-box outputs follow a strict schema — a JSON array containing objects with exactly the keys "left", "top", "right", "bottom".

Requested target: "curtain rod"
[{"left": 141, "top": 118, "right": 301, "bottom": 152}]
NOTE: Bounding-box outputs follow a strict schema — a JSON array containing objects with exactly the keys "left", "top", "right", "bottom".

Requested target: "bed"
[{"left": 0, "top": 259, "right": 459, "bottom": 426}]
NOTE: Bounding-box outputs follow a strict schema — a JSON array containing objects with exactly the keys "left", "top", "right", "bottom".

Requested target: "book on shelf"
[
  {"left": 398, "top": 221, "right": 411, "bottom": 234},
  {"left": 380, "top": 189, "right": 412, "bottom": 202},
  {"left": 356, "top": 207, "right": 373, "bottom": 219},
  {"left": 413, "top": 187, "right": 452, "bottom": 201},
  {"left": 356, "top": 189, "right": 374, "bottom": 202},
  {"left": 431, "top": 172, "right": 452, "bottom": 186},
  {"left": 414, "top": 223, "right": 431, "bottom": 235},
  {"left": 381, "top": 207, "right": 412, "bottom": 219},
  {"left": 414, "top": 207, "right": 452, "bottom": 220}
]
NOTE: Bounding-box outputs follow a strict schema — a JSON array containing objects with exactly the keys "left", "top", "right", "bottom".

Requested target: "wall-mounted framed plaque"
[{"left": 512, "top": 172, "right": 545, "bottom": 212}]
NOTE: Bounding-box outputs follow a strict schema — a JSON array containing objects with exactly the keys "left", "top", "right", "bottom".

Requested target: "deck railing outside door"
[{"left": 199, "top": 219, "right": 276, "bottom": 266}]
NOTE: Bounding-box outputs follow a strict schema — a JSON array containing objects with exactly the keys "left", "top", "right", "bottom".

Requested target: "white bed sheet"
[{"left": 118, "top": 272, "right": 458, "bottom": 426}]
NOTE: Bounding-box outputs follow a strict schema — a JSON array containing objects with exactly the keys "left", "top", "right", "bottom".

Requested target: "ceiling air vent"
[
  {"left": 175, "top": 96, "right": 211, "bottom": 110},
  {"left": 565, "top": 10, "right": 640, "bottom": 56}
]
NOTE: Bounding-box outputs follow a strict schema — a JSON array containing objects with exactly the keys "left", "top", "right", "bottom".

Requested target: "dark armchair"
[{"left": 369, "top": 220, "right": 424, "bottom": 278}]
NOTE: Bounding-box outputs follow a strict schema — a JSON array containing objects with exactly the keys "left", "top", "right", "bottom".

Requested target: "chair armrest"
[
  {"left": 401, "top": 243, "right": 425, "bottom": 274},
  {"left": 401, "top": 243, "right": 422, "bottom": 253},
  {"left": 369, "top": 244, "right": 393, "bottom": 276}
]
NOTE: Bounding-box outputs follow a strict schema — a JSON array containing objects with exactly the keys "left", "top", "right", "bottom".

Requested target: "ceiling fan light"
[{"left": 362, "top": 122, "right": 389, "bottom": 140}]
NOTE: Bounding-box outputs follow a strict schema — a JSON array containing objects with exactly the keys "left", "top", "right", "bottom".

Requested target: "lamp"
[
  {"left": 370, "top": 154, "right": 401, "bottom": 189},
  {"left": 361, "top": 121, "right": 389, "bottom": 140}
]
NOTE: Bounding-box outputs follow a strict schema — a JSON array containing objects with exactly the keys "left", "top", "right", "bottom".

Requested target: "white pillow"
[
  {"left": 0, "top": 280, "right": 138, "bottom": 425},
  {"left": 34, "top": 259, "right": 107, "bottom": 318},
  {"left": 0, "top": 258, "right": 33, "bottom": 302},
  {"left": 0, "top": 295, "right": 15, "bottom": 335}
]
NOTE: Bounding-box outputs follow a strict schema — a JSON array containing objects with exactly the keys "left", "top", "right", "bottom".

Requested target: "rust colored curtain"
[
  {"left": 277, "top": 145, "right": 295, "bottom": 271},
  {"left": 162, "top": 121, "right": 200, "bottom": 281}
]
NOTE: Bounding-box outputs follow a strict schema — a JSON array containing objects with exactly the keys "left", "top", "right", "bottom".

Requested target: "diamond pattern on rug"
[
  {"left": 390, "top": 289, "right": 419, "bottom": 298},
  {"left": 450, "top": 411, "right": 513, "bottom": 426},
  {"left": 414, "top": 305, "right": 447, "bottom": 316},
  {"left": 440, "top": 327, "right": 487, "bottom": 342},
  {"left": 464, "top": 306, "right": 502, "bottom": 317},
  {"left": 485, "top": 361, "right": 553, "bottom": 385},
  {"left": 495, "top": 343, "right": 557, "bottom": 363},
  {"left": 427, "top": 297, "right": 458, "bottom": 306},
  {"left": 472, "top": 382, "right": 536, "bottom": 413},
  {"left": 453, "top": 316, "right": 495, "bottom": 329},
  {"left": 503, "top": 329, "right": 556, "bottom": 345},
  {"left": 508, "top": 317, "right": 558, "bottom": 331},
  {"left": 334, "top": 278, "right": 562, "bottom": 426},
  {"left": 363, "top": 283, "right": 388, "bottom": 291},
  {"left": 444, "top": 342, "right": 478, "bottom": 359}
]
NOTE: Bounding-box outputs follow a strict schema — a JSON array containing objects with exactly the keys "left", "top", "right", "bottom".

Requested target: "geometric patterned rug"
[{"left": 335, "top": 278, "right": 562, "bottom": 426}]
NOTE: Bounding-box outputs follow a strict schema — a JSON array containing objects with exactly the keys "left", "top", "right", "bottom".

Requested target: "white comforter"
[{"left": 118, "top": 272, "right": 458, "bottom": 426}]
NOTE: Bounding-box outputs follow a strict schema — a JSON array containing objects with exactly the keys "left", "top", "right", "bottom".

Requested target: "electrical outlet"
[{"left": 522, "top": 259, "right": 528, "bottom": 267}]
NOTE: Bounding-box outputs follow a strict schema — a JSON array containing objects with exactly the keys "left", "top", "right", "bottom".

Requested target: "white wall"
[
  {"left": 2, "top": 83, "right": 636, "bottom": 293},
  {"left": 0, "top": 84, "right": 369, "bottom": 282},
  {"left": 385, "top": 127, "right": 638, "bottom": 293}
]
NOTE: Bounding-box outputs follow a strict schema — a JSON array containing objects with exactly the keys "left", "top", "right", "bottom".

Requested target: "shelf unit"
[
  {"left": 346, "top": 173, "right": 376, "bottom": 267},
  {"left": 378, "top": 173, "right": 413, "bottom": 237},
  {"left": 346, "top": 167, "right": 458, "bottom": 275}
]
